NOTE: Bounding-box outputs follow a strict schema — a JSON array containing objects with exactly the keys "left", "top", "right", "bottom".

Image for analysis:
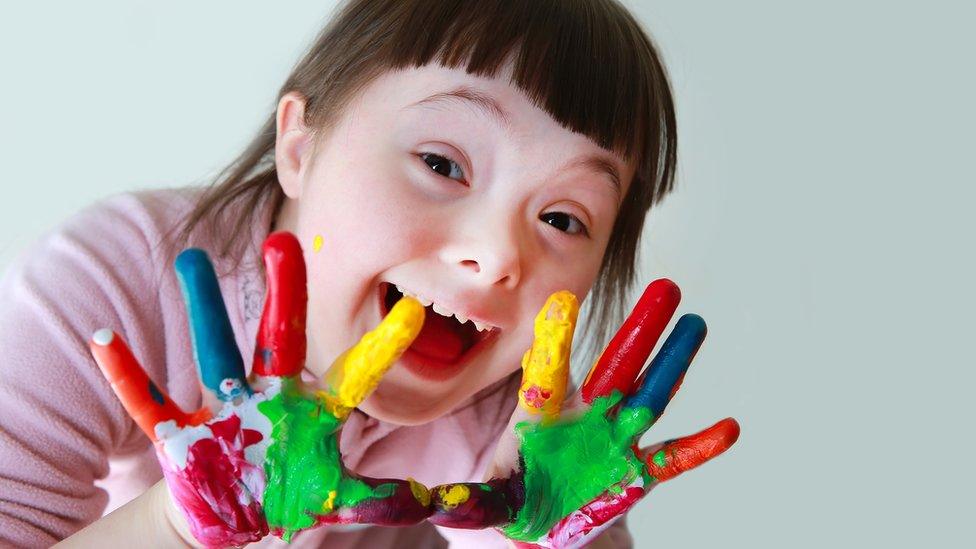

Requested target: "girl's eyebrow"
[
  {"left": 405, "top": 86, "right": 623, "bottom": 201},
  {"left": 405, "top": 86, "right": 512, "bottom": 129},
  {"left": 564, "top": 156, "right": 623, "bottom": 203}
]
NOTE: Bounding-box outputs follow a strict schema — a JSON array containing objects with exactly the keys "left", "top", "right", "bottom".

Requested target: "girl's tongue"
[
  {"left": 383, "top": 283, "right": 481, "bottom": 365},
  {"left": 407, "top": 307, "right": 476, "bottom": 364}
]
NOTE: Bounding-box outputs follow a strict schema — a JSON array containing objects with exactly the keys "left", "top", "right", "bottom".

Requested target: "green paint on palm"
[
  {"left": 503, "top": 392, "right": 651, "bottom": 542},
  {"left": 258, "top": 378, "right": 383, "bottom": 541}
]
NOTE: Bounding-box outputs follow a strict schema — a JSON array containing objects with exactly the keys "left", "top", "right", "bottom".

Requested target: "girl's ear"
[{"left": 275, "top": 91, "right": 313, "bottom": 199}]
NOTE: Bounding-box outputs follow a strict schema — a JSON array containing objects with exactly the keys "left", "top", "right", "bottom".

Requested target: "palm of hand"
[
  {"left": 430, "top": 280, "right": 740, "bottom": 549},
  {"left": 89, "top": 232, "right": 430, "bottom": 546}
]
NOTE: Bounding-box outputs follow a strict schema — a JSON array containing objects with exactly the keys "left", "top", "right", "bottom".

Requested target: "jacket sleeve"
[{"left": 0, "top": 195, "right": 170, "bottom": 546}]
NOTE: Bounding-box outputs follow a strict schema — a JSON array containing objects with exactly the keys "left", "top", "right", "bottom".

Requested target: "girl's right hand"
[
  {"left": 428, "top": 280, "right": 740, "bottom": 549},
  {"left": 89, "top": 232, "right": 433, "bottom": 547}
]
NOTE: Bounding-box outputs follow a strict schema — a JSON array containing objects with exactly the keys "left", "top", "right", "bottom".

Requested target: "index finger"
[
  {"left": 517, "top": 291, "right": 580, "bottom": 421},
  {"left": 318, "top": 296, "right": 425, "bottom": 420}
]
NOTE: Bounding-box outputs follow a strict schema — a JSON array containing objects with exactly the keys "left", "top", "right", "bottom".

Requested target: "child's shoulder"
[
  {"left": 1, "top": 186, "right": 213, "bottom": 316},
  {"left": 62, "top": 186, "right": 204, "bottom": 248}
]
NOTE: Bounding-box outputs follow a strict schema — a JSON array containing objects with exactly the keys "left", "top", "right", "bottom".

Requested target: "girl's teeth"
[
  {"left": 394, "top": 284, "right": 432, "bottom": 306},
  {"left": 391, "top": 283, "right": 494, "bottom": 332}
]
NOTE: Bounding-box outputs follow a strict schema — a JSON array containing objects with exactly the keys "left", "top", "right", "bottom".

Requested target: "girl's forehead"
[{"left": 365, "top": 64, "right": 634, "bottom": 182}]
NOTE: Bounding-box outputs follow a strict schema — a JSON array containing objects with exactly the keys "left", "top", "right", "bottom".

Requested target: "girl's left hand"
[
  {"left": 90, "top": 232, "right": 432, "bottom": 546},
  {"left": 428, "top": 279, "right": 740, "bottom": 549}
]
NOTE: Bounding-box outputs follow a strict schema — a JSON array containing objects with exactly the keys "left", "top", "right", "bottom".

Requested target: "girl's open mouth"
[{"left": 378, "top": 282, "right": 500, "bottom": 381}]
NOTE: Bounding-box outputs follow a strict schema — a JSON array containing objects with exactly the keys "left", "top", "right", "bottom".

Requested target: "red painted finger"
[
  {"left": 89, "top": 329, "right": 203, "bottom": 441},
  {"left": 252, "top": 231, "right": 308, "bottom": 378},
  {"left": 580, "top": 279, "right": 681, "bottom": 404},
  {"left": 643, "top": 417, "right": 740, "bottom": 483}
]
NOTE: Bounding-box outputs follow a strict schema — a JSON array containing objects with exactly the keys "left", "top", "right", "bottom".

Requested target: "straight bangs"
[{"left": 386, "top": 0, "right": 662, "bottom": 178}]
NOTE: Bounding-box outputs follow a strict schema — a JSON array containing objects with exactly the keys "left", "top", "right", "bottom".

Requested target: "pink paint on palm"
[
  {"left": 155, "top": 413, "right": 270, "bottom": 546},
  {"left": 510, "top": 479, "right": 644, "bottom": 549}
]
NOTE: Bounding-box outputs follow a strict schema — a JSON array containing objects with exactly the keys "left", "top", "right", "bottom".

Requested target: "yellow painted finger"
[
  {"left": 318, "top": 296, "right": 425, "bottom": 419},
  {"left": 518, "top": 291, "right": 580, "bottom": 420}
]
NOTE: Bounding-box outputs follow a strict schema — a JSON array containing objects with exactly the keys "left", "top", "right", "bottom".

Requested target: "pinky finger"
[
  {"left": 643, "top": 417, "right": 740, "bottom": 483},
  {"left": 89, "top": 329, "right": 203, "bottom": 441}
]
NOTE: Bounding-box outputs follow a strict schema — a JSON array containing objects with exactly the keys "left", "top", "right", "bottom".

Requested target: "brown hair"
[{"left": 178, "top": 0, "right": 678, "bottom": 372}]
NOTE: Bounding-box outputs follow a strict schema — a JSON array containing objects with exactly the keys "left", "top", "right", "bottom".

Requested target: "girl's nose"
[
  {"left": 457, "top": 254, "right": 520, "bottom": 288},
  {"left": 440, "top": 225, "right": 522, "bottom": 290}
]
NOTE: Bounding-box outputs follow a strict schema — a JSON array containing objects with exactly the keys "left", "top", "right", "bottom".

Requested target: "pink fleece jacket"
[{"left": 0, "top": 189, "right": 631, "bottom": 548}]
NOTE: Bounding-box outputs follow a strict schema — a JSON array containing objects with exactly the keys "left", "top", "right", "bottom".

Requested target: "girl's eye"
[
  {"left": 540, "top": 212, "right": 589, "bottom": 238},
  {"left": 420, "top": 152, "right": 466, "bottom": 182}
]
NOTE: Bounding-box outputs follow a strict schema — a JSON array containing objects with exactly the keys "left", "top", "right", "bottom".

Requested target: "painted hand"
[
  {"left": 428, "top": 279, "right": 740, "bottom": 549},
  {"left": 89, "top": 232, "right": 432, "bottom": 547}
]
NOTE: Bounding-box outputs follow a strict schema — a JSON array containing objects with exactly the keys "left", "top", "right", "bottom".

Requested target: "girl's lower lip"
[{"left": 376, "top": 283, "right": 500, "bottom": 382}]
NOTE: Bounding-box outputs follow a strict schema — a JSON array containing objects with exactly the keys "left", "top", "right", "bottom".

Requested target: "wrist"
[{"left": 151, "top": 480, "right": 202, "bottom": 548}]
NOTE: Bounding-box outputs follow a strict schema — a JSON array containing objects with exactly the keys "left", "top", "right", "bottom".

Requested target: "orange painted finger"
[
  {"left": 89, "top": 329, "right": 201, "bottom": 442},
  {"left": 643, "top": 417, "right": 740, "bottom": 483},
  {"left": 252, "top": 232, "right": 308, "bottom": 378}
]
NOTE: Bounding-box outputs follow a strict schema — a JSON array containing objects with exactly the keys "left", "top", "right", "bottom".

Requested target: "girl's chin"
[
  {"left": 357, "top": 382, "right": 459, "bottom": 426},
  {"left": 357, "top": 361, "right": 521, "bottom": 427}
]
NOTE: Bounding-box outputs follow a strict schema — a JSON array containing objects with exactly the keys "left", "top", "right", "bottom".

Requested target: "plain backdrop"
[{"left": 1, "top": 1, "right": 972, "bottom": 547}]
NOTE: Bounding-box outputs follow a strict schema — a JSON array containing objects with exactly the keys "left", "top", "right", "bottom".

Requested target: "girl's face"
[{"left": 274, "top": 63, "right": 634, "bottom": 425}]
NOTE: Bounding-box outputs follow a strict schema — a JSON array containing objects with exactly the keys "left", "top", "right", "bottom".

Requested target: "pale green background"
[{"left": 1, "top": 1, "right": 972, "bottom": 547}]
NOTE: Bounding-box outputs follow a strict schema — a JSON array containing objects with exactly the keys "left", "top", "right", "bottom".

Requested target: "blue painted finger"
[
  {"left": 621, "top": 313, "right": 706, "bottom": 430},
  {"left": 175, "top": 248, "right": 250, "bottom": 401}
]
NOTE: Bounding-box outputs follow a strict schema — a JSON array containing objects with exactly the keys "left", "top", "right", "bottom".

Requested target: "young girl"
[{"left": 0, "top": 0, "right": 735, "bottom": 547}]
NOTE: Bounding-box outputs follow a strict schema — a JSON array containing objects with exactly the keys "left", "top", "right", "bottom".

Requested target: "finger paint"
[
  {"left": 436, "top": 485, "right": 471, "bottom": 510},
  {"left": 258, "top": 377, "right": 394, "bottom": 540},
  {"left": 544, "top": 482, "right": 643, "bottom": 549},
  {"left": 319, "top": 297, "right": 424, "bottom": 419},
  {"left": 252, "top": 232, "right": 308, "bottom": 378},
  {"left": 518, "top": 292, "right": 579, "bottom": 419},
  {"left": 645, "top": 417, "right": 740, "bottom": 483},
  {"left": 323, "top": 475, "right": 434, "bottom": 527},
  {"left": 429, "top": 477, "right": 522, "bottom": 529},
  {"left": 175, "top": 248, "right": 250, "bottom": 400},
  {"left": 154, "top": 409, "right": 271, "bottom": 546},
  {"left": 408, "top": 478, "right": 431, "bottom": 507},
  {"left": 313, "top": 235, "right": 324, "bottom": 252},
  {"left": 90, "top": 329, "right": 271, "bottom": 545},
  {"left": 504, "top": 392, "right": 647, "bottom": 541},
  {"left": 89, "top": 330, "right": 198, "bottom": 439},
  {"left": 580, "top": 279, "right": 680, "bottom": 404},
  {"left": 622, "top": 314, "right": 706, "bottom": 429}
]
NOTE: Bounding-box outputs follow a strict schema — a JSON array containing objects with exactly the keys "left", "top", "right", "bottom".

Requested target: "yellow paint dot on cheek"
[{"left": 312, "top": 235, "right": 324, "bottom": 252}]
